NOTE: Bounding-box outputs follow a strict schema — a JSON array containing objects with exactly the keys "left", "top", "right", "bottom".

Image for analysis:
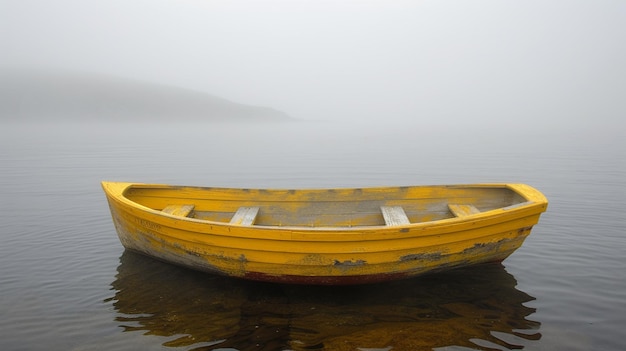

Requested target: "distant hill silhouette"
[{"left": 0, "top": 70, "right": 291, "bottom": 123}]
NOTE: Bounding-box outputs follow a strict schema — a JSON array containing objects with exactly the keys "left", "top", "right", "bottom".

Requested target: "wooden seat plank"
[
  {"left": 162, "top": 204, "right": 195, "bottom": 217},
  {"left": 230, "top": 207, "right": 260, "bottom": 225},
  {"left": 448, "top": 204, "right": 480, "bottom": 217},
  {"left": 380, "top": 206, "right": 410, "bottom": 226}
]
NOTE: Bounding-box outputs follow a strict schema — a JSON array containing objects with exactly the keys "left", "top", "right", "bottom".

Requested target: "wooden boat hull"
[{"left": 102, "top": 182, "right": 548, "bottom": 285}]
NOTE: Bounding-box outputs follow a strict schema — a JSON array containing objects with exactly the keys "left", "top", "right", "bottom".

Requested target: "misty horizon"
[
  {"left": 1, "top": 1, "right": 624, "bottom": 131},
  {"left": 0, "top": 69, "right": 292, "bottom": 123}
]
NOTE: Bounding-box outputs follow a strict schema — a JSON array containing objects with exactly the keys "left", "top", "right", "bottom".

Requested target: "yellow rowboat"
[{"left": 102, "top": 181, "right": 548, "bottom": 285}]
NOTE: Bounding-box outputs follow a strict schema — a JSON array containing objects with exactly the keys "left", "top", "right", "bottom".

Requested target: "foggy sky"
[{"left": 1, "top": 0, "right": 624, "bottom": 127}]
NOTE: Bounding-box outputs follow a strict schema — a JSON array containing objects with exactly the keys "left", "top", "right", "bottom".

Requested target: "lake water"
[{"left": 0, "top": 120, "right": 624, "bottom": 350}]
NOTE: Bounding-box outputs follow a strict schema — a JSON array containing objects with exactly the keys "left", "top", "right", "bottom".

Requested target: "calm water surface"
[{"left": 0, "top": 121, "right": 624, "bottom": 350}]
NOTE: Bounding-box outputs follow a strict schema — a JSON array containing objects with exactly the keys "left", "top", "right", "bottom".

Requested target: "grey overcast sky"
[{"left": 1, "top": 0, "right": 625, "bottom": 126}]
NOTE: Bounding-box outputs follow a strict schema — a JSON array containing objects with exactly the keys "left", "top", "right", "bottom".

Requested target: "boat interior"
[{"left": 124, "top": 185, "right": 528, "bottom": 227}]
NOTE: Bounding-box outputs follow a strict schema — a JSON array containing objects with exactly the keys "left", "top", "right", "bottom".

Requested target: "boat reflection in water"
[{"left": 107, "top": 251, "right": 541, "bottom": 350}]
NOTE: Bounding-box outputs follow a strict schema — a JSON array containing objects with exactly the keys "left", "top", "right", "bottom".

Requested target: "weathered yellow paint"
[{"left": 102, "top": 181, "right": 548, "bottom": 284}]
